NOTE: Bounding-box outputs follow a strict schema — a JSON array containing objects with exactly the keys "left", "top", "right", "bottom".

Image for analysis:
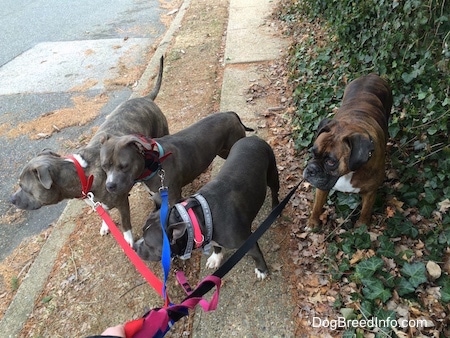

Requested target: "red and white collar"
[{"left": 65, "top": 154, "right": 94, "bottom": 198}]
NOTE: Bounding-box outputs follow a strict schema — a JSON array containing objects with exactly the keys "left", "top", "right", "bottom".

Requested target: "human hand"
[{"left": 101, "top": 324, "right": 125, "bottom": 337}]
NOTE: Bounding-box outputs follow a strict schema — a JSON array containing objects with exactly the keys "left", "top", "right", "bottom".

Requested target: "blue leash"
[{"left": 159, "top": 187, "right": 171, "bottom": 304}]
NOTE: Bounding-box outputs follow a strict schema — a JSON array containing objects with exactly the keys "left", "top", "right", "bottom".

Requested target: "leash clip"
[
  {"left": 85, "top": 192, "right": 101, "bottom": 210},
  {"left": 158, "top": 168, "right": 167, "bottom": 191}
]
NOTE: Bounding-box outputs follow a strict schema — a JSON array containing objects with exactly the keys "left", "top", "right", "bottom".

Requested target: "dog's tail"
[
  {"left": 231, "top": 111, "right": 255, "bottom": 132},
  {"left": 146, "top": 55, "right": 164, "bottom": 101}
]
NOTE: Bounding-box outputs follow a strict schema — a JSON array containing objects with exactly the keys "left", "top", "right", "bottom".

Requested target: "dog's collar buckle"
[{"left": 194, "top": 234, "right": 205, "bottom": 246}]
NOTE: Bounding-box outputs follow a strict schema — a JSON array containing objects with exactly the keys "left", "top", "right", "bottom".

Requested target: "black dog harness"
[{"left": 173, "top": 194, "right": 213, "bottom": 260}]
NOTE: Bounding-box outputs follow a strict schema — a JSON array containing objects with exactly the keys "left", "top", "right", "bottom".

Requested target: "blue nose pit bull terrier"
[
  {"left": 10, "top": 56, "right": 169, "bottom": 246},
  {"left": 133, "top": 136, "right": 280, "bottom": 280},
  {"left": 99, "top": 111, "right": 254, "bottom": 208}
]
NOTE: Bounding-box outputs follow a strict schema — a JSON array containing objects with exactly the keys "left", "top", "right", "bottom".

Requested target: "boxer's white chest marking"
[{"left": 333, "top": 172, "right": 360, "bottom": 193}]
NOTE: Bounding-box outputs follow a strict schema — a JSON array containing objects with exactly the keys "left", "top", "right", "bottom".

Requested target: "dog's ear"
[
  {"left": 346, "top": 133, "right": 374, "bottom": 171},
  {"left": 99, "top": 133, "right": 110, "bottom": 145},
  {"left": 316, "top": 118, "right": 335, "bottom": 136},
  {"left": 128, "top": 136, "right": 154, "bottom": 151},
  {"left": 34, "top": 165, "right": 53, "bottom": 190},
  {"left": 167, "top": 222, "right": 188, "bottom": 245},
  {"left": 39, "top": 149, "right": 60, "bottom": 157}
]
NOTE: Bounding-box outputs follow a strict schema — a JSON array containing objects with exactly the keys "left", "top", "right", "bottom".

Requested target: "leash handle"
[
  {"left": 176, "top": 271, "right": 221, "bottom": 311},
  {"left": 130, "top": 273, "right": 221, "bottom": 338}
]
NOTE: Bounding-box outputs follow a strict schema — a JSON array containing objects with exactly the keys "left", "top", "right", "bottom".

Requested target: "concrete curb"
[
  {"left": 131, "top": 0, "right": 192, "bottom": 99},
  {"left": 0, "top": 200, "right": 84, "bottom": 338}
]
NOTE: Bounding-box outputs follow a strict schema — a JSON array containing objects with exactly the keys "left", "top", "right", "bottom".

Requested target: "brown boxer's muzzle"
[{"left": 303, "top": 159, "right": 340, "bottom": 191}]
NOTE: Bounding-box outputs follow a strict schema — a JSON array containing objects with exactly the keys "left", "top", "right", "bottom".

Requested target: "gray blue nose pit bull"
[
  {"left": 99, "top": 111, "right": 254, "bottom": 207},
  {"left": 10, "top": 56, "right": 169, "bottom": 246},
  {"left": 133, "top": 135, "right": 280, "bottom": 280}
]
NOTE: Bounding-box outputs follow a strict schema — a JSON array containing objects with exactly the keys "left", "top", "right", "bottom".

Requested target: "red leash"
[
  {"left": 67, "top": 154, "right": 168, "bottom": 303},
  {"left": 93, "top": 201, "right": 169, "bottom": 303},
  {"left": 68, "top": 154, "right": 222, "bottom": 337}
]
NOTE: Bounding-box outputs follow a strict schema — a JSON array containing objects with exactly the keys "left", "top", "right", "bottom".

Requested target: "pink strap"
[
  {"left": 132, "top": 308, "right": 170, "bottom": 338},
  {"left": 132, "top": 273, "right": 221, "bottom": 337},
  {"left": 176, "top": 271, "right": 221, "bottom": 311},
  {"left": 181, "top": 202, "right": 204, "bottom": 248}
]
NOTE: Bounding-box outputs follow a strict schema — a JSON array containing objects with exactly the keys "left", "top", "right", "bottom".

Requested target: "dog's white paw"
[
  {"left": 123, "top": 230, "right": 134, "bottom": 247},
  {"left": 206, "top": 252, "right": 223, "bottom": 269},
  {"left": 100, "top": 221, "right": 110, "bottom": 236},
  {"left": 255, "top": 268, "right": 267, "bottom": 280}
]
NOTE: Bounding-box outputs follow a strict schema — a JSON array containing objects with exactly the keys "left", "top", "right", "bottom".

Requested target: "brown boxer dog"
[{"left": 303, "top": 74, "right": 392, "bottom": 227}]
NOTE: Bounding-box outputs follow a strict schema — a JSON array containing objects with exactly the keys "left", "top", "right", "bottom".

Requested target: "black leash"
[{"left": 168, "top": 181, "right": 301, "bottom": 321}]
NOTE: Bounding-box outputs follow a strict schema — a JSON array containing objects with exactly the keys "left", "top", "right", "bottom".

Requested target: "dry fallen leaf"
[
  {"left": 350, "top": 249, "right": 366, "bottom": 265},
  {"left": 438, "top": 198, "right": 450, "bottom": 213}
]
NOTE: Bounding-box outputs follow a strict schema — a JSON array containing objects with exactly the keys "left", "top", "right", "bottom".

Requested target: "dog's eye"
[
  {"left": 118, "top": 163, "right": 129, "bottom": 172},
  {"left": 325, "top": 158, "right": 337, "bottom": 168}
]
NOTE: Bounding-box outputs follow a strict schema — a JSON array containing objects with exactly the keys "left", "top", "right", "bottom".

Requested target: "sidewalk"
[
  {"left": 0, "top": 0, "right": 292, "bottom": 336},
  {"left": 192, "top": 0, "right": 292, "bottom": 336}
]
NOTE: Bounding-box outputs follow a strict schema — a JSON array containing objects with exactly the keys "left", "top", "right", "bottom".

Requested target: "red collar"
[{"left": 66, "top": 155, "right": 94, "bottom": 198}]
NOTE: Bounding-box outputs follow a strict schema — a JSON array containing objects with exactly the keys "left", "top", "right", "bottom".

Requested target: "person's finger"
[{"left": 101, "top": 324, "right": 125, "bottom": 337}]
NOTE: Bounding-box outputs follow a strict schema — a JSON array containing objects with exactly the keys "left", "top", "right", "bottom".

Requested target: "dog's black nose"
[
  {"left": 304, "top": 163, "right": 320, "bottom": 178},
  {"left": 106, "top": 182, "right": 117, "bottom": 193},
  {"left": 10, "top": 194, "right": 18, "bottom": 205}
]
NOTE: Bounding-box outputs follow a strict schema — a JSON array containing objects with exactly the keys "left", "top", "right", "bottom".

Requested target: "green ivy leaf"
[
  {"left": 437, "top": 275, "right": 450, "bottom": 303},
  {"left": 386, "top": 217, "right": 418, "bottom": 238},
  {"left": 439, "top": 229, "right": 450, "bottom": 245},
  {"left": 373, "top": 308, "right": 396, "bottom": 335},
  {"left": 377, "top": 235, "right": 396, "bottom": 258},
  {"left": 418, "top": 91, "right": 427, "bottom": 100},
  {"left": 397, "top": 277, "right": 416, "bottom": 296},
  {"left": 343, "top": 330, "right": 356, "bottom": 338},
  {"left": 355, "top": 257, "right": 384, "bottom": 279},
  {"left": 419, "top": 204, "right": 435, "bottom": 218},
  {"left": 361, "top": 277, "right": 392, "bottom": 302},
  {"left": 340, "top": 307, "right": 357, "bottom": 320},
  {"left": 401, "top": 262, "right": 427, "bottom": 288},
  {"left": 401, "top": 71, "right": 416, "bottom": 84},
  {"left": 359, "top": 299, "right": 373, "bottom": 318}
]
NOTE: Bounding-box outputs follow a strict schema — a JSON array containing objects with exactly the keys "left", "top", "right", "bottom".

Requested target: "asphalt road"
[{"left": 0, "top": 0, "right": 168, "bottom": 261}]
